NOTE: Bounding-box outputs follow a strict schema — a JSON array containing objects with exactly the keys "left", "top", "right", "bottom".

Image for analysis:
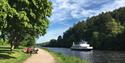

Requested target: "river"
[{"left": 47, "top": 48, "right": 125, "bottom": 63}]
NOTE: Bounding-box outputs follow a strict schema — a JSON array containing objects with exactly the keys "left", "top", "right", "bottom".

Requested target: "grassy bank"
[
  {"left": 42, "top": 48, "right": 89, "bottom": 63},
  {"left": 0, "top": 46, "right": 30, "bottom": 63}
]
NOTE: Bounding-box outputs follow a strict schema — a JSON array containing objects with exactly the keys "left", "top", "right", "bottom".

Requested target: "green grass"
[
  {"left": 42, "top": 48, "right": 90, "bottom": 63},
  {"left": 0, "top": 46, "right": 30, "bottom": 63}
]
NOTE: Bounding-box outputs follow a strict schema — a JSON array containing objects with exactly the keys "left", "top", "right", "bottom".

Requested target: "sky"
[{"left": 36, "top": 0, "right": 125, "bottom": 43}]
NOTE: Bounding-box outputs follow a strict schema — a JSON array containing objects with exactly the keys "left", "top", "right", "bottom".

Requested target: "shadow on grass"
[
  {"left": 0, "top": 46, "right": 10, "bottom": 49},
  {"left": 0, "top": 50, "right": 11, "bottom": 53},
  {"left": 0, "top": 54, "right": 16, "bottom": 59},
  {"left": 0, "top": 46, "right": 11, "bottom": 54}
]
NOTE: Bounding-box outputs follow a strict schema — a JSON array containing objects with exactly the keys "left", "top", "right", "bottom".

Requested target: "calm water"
[{"left": 47, "top": 48, "right": 125, "bottom": 63}]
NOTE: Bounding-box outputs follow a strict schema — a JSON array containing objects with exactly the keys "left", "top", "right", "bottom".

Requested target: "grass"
[
  {"left": 0, "top": 46, "right": 30, "bottom": 63},
  {"left": 42, "top": 48, "right": 90, "bottom": 63}
]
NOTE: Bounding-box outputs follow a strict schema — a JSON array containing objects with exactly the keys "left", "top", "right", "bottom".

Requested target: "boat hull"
[{"left": 71, "top": 48, "right": 93, "bottom": 51}]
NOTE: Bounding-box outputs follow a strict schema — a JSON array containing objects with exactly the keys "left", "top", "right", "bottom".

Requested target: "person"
[
  {"left": 34, "top": 48, "right": 39, "bottom": 54},
  {"left": 27, "top": 47, "right": 32, "bottom": 55},
  {"left": 29, "top": 48, "right": 33, "bottom": 55},
  {"left": 23, "top": 48, "right": 27, "bottom": 53},
  {"left": 36, "top": 48, "right": 39, "bottom": 54}
]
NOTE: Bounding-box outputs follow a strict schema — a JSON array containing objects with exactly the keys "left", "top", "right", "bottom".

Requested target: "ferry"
[{"left": 71, "top": 40, "right": 93, "bottom": 51}]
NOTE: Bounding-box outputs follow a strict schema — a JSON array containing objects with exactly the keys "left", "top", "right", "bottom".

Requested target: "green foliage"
[
  {"left": 43, "top": 48, "right": 89, "bottom": 63},
  {"left": 0, "top": 0, "right": 52, "bottom": 49},
  {"left": 45, "top": 7, "right": 125, "bottom": 50},
  {"left": 106, "top": 19, "right": 124, "bottom": 35},
  {"left": 0, "top": 39, "right": 8, "bottom": 45},
  {"left": 20, "top": 34, "right": 35, "bottom": 47},
  {"left": 54, "top": 53, "right": 89, "bottom": 63}
]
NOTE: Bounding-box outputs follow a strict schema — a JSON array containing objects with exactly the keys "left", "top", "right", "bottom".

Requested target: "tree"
[
  {"left": 106, "top": 19, "right": 124, "bottom": 35},
  {"left": 20, "top": 34, "right": 35, "bottom": 47},
  {"left": 56, "top": 35, "right": 63, "bottom": 47},
  {"left": 0, "top": 0, "right": 52, "bottom": 50},
  {"left": 45, "top": 7, "right": 125, "bottom": 50}
]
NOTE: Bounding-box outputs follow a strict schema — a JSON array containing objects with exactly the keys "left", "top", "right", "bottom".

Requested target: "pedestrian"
[
  {"left": 29, "top": 48, "right": 33, "bottom": 55},
  {"left": 35, "top": 48, "right": 39, "bottom": 54}
]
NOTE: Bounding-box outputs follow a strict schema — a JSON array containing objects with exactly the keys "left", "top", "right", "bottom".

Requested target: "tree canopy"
[{"left": 0, "top": 0, "right": 52, "bottom": 50}]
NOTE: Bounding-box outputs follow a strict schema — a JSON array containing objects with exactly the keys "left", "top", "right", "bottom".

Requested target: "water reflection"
[{"left": 48, "top": 48, "right": 125, "bottom": 63}]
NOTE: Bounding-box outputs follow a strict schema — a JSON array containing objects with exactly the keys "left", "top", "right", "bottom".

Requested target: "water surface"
[{"left": 48, "top": 48, "right": 125, "bottom": 63}]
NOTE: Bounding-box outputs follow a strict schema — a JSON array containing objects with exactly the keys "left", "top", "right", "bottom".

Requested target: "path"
[{"left": 23, "top": 48, "right": 55, "bottom": 63}]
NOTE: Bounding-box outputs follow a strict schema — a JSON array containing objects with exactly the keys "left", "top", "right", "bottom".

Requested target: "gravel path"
[{"left": 23, "top": 48, "right": 55, "bottom": 63}]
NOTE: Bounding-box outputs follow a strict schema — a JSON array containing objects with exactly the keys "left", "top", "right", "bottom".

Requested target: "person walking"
[
  {"left": 27, "top": 47, "right": 32, "bottom": 55},
  {"left": 29, "top": 48, "right": 33, "bottom": 55}
]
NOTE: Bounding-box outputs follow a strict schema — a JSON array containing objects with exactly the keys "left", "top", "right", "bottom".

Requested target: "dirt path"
[{"left": 23, "top": 48, "right": 56, "bottom": 63}]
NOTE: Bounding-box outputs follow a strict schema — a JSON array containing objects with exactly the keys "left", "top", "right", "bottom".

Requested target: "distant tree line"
[{"left": 41, "top": 7, "right": 125, "bottom": 50}]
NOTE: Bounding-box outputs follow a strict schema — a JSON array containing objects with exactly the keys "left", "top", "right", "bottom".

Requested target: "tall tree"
[{"left": 0, "top": 0, "right": 52, "bottom": 50}]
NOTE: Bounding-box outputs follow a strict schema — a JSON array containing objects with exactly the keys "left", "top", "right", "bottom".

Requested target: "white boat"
[{"left": 71, "top": 40, "right": 93, "bottom": 51}]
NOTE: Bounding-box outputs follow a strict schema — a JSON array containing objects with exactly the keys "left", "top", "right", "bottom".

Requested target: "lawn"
[{"left": 0, "top": 46, "right": 30, "bottom": 63}]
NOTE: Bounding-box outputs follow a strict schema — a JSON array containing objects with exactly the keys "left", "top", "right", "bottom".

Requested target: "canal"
[{"left": 48, "top": 48, "right": 125, "bottom": 63}]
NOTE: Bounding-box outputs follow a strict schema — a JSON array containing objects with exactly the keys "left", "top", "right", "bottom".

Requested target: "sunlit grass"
[
  {"left": 0, "top": 46, "right": 30, "bottom": 63},
  {"left": 42, "top": 48, "right": 90, "bottom": 63}
]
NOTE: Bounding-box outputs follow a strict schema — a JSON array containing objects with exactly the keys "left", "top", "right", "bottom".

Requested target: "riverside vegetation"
[
  {"left": 41, "top": 7, "right": 125, "bottom": 50},
  {"left": 43, "top": 48, "right": 89, "bottom": 63}
]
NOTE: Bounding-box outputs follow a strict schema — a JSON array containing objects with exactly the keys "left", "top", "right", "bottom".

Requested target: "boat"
[{"left": 71, "top": 40, "right": 93, "bottom": 51}]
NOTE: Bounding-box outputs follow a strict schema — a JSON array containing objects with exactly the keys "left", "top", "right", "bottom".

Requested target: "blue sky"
[{"left": 36, "top": 0, "right": 125, "bottom": 43}]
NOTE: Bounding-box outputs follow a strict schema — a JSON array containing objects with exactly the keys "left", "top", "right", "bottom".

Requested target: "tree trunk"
[
  {"left": 14, "top": 36, "right": 20, "bottom": 48},
  {"left": 10, "top": 42, "right": 15, "bottom": 51},
  {"left": 14, "top": 42, "right": 19, "bottom": 48}
]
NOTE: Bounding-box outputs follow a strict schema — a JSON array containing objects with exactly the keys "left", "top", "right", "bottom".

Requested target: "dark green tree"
[{"left": 0, "top": 0, "right": 52, "bottom": 50}]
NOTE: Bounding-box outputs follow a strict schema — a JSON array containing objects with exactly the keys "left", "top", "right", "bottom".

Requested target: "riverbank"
[
  {"left": 43, "top": 48, "right": 89, "bottom": 63},
  {"left": 0, "top": 46, "right": 30, "bottom": 63}
]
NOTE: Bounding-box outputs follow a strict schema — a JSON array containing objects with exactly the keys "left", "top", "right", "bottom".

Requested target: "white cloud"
[
  {"left": 100, "top": 0, "right": 125, "bottom": 12},
  {"left": 49, "top": 0, "right": 116, "bottom": 23}
]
